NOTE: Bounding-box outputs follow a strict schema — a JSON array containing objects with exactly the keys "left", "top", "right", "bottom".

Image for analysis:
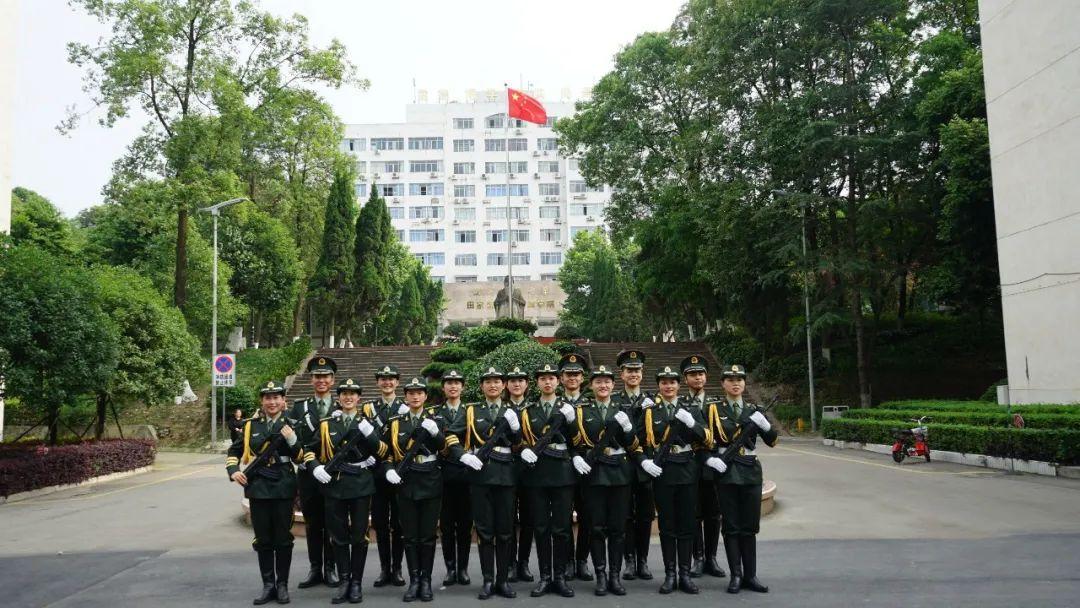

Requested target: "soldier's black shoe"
[
  {"left": 403, "top": 572, "right": 420, "bottom": 602},
  {"left": 347, "top": 580, "right": 363, "bottom": 604},
  {"left": 622, "top": 553, "right": 636, "bottom": 580},
  {"left": 635, "top": 557, "right": 653, "bottom": 580},
  {"left": 563, "top": 561, "right": 575, "bottom": 581},
  {"left": 607, "top": 571, "right": 626, "bottom": 596},
  {"left": 723, "top": 535, "right": 742, "bottom": 594},
  {"left": 677, "top": 567, "right": 699, "bottom": 594},
  {"left": 325, "top": 564, "right": 341, "bottom": 588},
  {"left": 689, "top": 556, "right": 704, "bottom": 578},
  {"left": 507, "top": 560, "right": 518, "bottom": 583},
  {"left": 253, "top": 583, "right": 276, "bottom": 605},
  {"left": 495, "top": 581, "right": 516, "bottom": 598},
  {"left": 575, "top": 560, "right": 593, "bottom": 582},
  {"left": 704, "top": 557, "right": 727, "bottom": 578},
  {"left": 274, "top": 582, "right": 290, "bottom": 604},
  {"left": 739, "top": 535, "right": 768, "bottom": 593},
  {"left": 515, "top": 562, "right": 534, "bottom": 582},
  {"left": 552, "top": 576, "right": 575, "bottom": 598},
  {"left": 373, "top": 569, "right": 391, "bottom": 588},
  {"left": 298, "top": 567, "right": 323, "bottom": 589},
  {"left": 274, "top": 547, "right": 292, "bottom": 603},
  {"left": 658, "top": 566, "right": 676, "bottom": 594},
  {"left": 742, "top": 576, "right": 769, "bottom": 593},
  {"left": 391, "top": 568, "right": 406, "bottom": 587},
  {"left": 593, "top": 569, "right": 608, "bottom": 596},
  {"left": 456, "top": 568, "right": 471, "bottom": 585},
  {"left": 332, "top": 575, "right": 351, "bottom": 604},
  {"left": 418, "top": 577, "right": 433, "bottom": 602},
  {"left": 530, "top": 576, "right": 552, "bottom": 597},
  {"left": 442, "top": 561, "right": 457, "bottom": 587},
  {"left": 255, "top": 549, "right": 277, "bottom": 605},
  {"left": 478, "top": 579, "right": 495, "bottom": 600}
]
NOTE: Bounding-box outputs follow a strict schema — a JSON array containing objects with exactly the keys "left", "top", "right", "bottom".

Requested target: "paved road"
[{"left": 2, "top": 440, "right": 1079, "bottom": 607}]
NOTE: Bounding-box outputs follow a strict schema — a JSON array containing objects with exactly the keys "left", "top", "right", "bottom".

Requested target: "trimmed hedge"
[
  {"left": 822, "top": 418, "right": 1080, "bottom": 465},
  {"left": 876, "top": 400, "right": 1080, "bottom": 415},
  {"left": 0, "top": 439, "right": 157, "bottom": 497},
  {"left": 843, "top": 409, "right": 1080, "bottom": 430}
]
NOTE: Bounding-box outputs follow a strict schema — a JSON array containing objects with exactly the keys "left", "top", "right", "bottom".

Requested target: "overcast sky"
[{"left": 12, "top": 0, "right": 685, "bottom": 217}]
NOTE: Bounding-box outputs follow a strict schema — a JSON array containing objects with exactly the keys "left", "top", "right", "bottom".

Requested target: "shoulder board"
[
  {"left": 518, "top": 402, "right": 533, "bottom": 411},
  {"left": 466, "top": 402, "right": 482, "bottom": 408},
  {"left": 292, "top": 398, "right": 308, "bottom": 405}
]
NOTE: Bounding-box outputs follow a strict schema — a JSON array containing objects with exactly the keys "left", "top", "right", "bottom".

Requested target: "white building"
[{"left": 342, "top": 96, "right": 609, "bottom": 286}]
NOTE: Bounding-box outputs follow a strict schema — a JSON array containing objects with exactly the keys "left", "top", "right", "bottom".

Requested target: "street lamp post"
[{"left": 200, "top": 197, "right": 247, "bottom": 446}]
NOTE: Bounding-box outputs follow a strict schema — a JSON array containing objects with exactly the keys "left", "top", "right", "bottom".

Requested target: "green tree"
[
  {"left": 9, "top": 188, "right": 78, "bottom": 258},
  {"left": 388, "top": 269, "right": 423, "bottom": 345},
  {"left": 352, "top": 187, "right": 394, "bottom": 342},
  {"left": 558, "top": 230, "right": 645, "bottom": 341},
  {"left": 308, "top": 171, "right": 357, "bottom": 346}
]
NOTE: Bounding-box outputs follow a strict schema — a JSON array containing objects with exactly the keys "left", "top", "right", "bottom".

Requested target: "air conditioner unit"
[
  {"left": 555, "top": 173, "right": 562, "bottom": 179},
  {"left": 483, "top": 221, "right": 491, "bottom": 226},
  {"left": 373, "top": 149, "right": 380, "bottom": 155},
  {"left": 515, "top": 129, "right": 523, "bottom": 135},
  {"left": 431, "top": 197, "right": 440, "bottom": 204},
  {"left": 586, "top": 216, "right": 596, "bottom": 222},
  {"left": 508, "top": 173, "right": 516, "bottom": 179},
  {"left": 391, "top": 173, "right": 400, "bottom": 179},
  {"left": 522, "top": 197, "right": 531, "bottom": 203},
  {"left": 357, "top": 174, "right": 367, "bottom": 181},
  {"left": 392, "top": 198, "right": 401, "bottom": 204},
  {"left": 511, "top": 242, "right": 518, "bottom": 249},
  {"left": 430, "top": 172, "right": 438, "bottom": 178},
  {"left": 542, "top": 150, "right": 549, "bottom": 156},
  {"left": 481, "top": 174, "right": 488, "bottom": 180},
  {"left": 573, "top": 194, "right": 586, "bottom": 200},
  {"left": 452, "top": 219, "right": 460, "bottom": 225},
  {"left": 449, "top": 175, "right": 457, "bottom": 181},
  {"left": 373, "top": 173, "right": 381, "bottom": 179},
  {"left": 422, "top": 218, "right": 432, "bottom": 224},
  {"left": 517, "top": 219, "right": 529, "bottom": 225},
  {"left": 532, "top": 151, "right": 540, "bottom": 157},
  {"left": 554, "top": 218, "right": 562, "bottom": 224},
  {"left": 482, "top": 199, "right": 491, "bottom": 204},
  {"left": 555, "top": 241, "right": 563, "bottom": 247},
  {"left": 533, "top": 172, "right": 541, "bottom": 179}
]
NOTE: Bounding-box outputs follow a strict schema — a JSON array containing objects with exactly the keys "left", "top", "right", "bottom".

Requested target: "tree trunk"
[
  {"left": 852, "top": 292, "right": 872, "bottom": 408},
  {"left": 328, "top": 312, "right": 335, "bottom": 349},
  {"left": 174, "top": 207, "right": 188, "bottom": 308},
  {"left": 95, "top": 393, "right": 108, "bottom": 440},
  {"left": 896, "top": 270, "right": 908, "bottom": 331},
  {"left": 292, "top": 287, "right": 307, "bottom": 339},
  {"left": 48, "top": 408, "right": 59, "bottom": 446}
]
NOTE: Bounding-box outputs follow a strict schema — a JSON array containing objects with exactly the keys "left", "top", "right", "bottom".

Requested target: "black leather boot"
[
  {"left": 739, "top": 535, "right": 768, "bottom": 593},
  {"left": 703, "top": 517, "right": 725, "bottom": 577},
  {"left": 373, "top": 528, "right": 392, "bottom": 587},
  {"left": 392, "top": 535, "right": 406, "bottom": 586},
  {"left": 403, "top": 546, "right": 420, "bottom": 602},
  {"left": 608, "top": 538, "right": 626, "bottom": 595},
  {"left": 575, "top": 559, "right": 593, "bottom": 582},
  {"left": 478, "top": 579, "right": 495, "bottom": 600},
  {"left": 332, "top": 545, "right": 352, "bottom": 604},
  {"left": 477, "top": 542, "right": 495, "bottom": 599},
  {"left": 658, "top": 536, "right": 676, "bottom": 594},
  {"left": 442, "top": 558, "right": 457, "bottom": 587},
  {"left": 552, "top": 575, "right": 575, "bottom": 598},
  {"left": 253, "top": 549, "right": 277, "bottom": 605},
  {"left": 594, "top": 566, "right": 608, "bottom": 597},
  {"left": 677, "top": 539, "right": 698, "bottom": 594},
  {"left": 418, "top": 544, "right": 435, "bottom": 601},
  {"left": 300, "top": 521, "right": 324, "bottom": 589},
  {"left": 635, "top": 522, "right": 653, "bottom": 580},
  {"left": 591, "top": 536, "right": 607, "bottom": 596},
  {"left": 516, "top": 525, "right": 534, "bottom": 582},
  {"left": 348, "top": 542, "right": 366, "bottom": 604},
  {"left": 689, "top": 528, "right": 704, "bottom": 578},
  {"left": 456, "top": 532, "right": 472, "bottom": 585},
  {"left": 622, "top": 532, "right": 636, "bottom": 581},
  {"left": 530, "top": 575, "right": 551, "bottom": 597},
  {"left": 495, "top": 538, "right": 516, "bottom": 598},
  {"left": 724, "top": 535, "right": 742, "bottom": 594},
  {"left": 677, "top": 564, "right": 699, "bottom": 594},
  {"left": 530, "top": 539, "right": 552, "bottom": 597},
  {"left": 298, "top": 567, "right": 322, "bottom": 589},
  {"left": 274, "top": 546, "right": 292, "bottom": 604},
  {"left": 325, "top": 544, "right": 341, "bottom": 587}
]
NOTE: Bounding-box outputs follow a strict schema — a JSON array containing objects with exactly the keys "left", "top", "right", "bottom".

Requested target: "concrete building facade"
[{"left": 980, "top": 1, "right": 1080, "bottom": 403}]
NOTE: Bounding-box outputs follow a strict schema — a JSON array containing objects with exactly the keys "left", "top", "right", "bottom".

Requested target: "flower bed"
[{"left": 0, "top": 439, "right": 157, "bottom": 497}]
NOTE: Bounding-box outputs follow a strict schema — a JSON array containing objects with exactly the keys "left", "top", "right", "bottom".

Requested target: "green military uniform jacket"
[
  {"left": 290, "top": 395, "right": 337, "bottom": 469},
  {"left": 613, "top": 389, "right": 655, "bottom": 483},
  {"left": 364, "top": 396, "right": 408, "bottom": 431},
  {"left": 225, "top": 413, "right": 303, "bottom": 500},
  {"left": 436, "top": 401, "right": 471, "bottom": 484},
  {"left": 706, "top": 400, "right": 779, "bottom": 486},
  {"left": 519, "top": 398, "right": 576, "bottom": 488},
  {"left": 573, "top": 400, "right": 643, "bottom": 486},
  {"left": 302, "top": 412, "right": 389, "bottom": 500},
  {"left": 452, "top": 401, "right": 523, "bottom": 487},
  {"left": 685, "top": 391, "right": 723, "bottom": 481},
  {"left": 639, "top": 396, "right": 711, "bottom": 486},
  {"left": 382, "top": 407, "right": 462, "bottom": 500}
]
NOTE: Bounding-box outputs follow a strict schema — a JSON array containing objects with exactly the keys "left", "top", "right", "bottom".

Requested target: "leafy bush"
[
  {"left": 0, "top": 439, "right": 157, "bottom": 497},
  {"left": 843, "top": 408, "right": 1080, "bottom": 430},
  {"left": 554, "top": 324, "right": 583, "bottom": 340},
  {"left": 488, "top": 317, "right": 538, "bottom": 336},
  {"left": 875, "top": 400, "right": 1080, "bottom": 415},
  {"left": 430, "top": 344, "right": 471, "bottom": 364},
  {"left": 705, "top": 327, "right": 764, "bottom": 369},
  {"left": 421, "top": 361, "right": 459, "bottom": 379},
  {"left": 822, "top": 418, "right": 1080, "bottom": 464},
  {"left": 548, "top": 340, "right": 579, "bottom": 356},
  {"left": 979, "top": 379, "right": 1009, "bottom": 402},
  {"left": 441, "top": 321, "right": 468, "bottom": 338},
  {"left": 461, "top": 326, "right": 528, "bottom": 358},
  {"left": 463, "top": 340, "right": 558, "bottom": 402}
]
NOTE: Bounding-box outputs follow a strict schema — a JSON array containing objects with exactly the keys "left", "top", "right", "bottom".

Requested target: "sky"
[{"left": 11, "top": 0, "right": 686, "bottom": 217}]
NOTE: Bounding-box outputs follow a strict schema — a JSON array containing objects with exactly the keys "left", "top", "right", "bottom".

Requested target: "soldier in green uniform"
[
  {"left": 639, "top": 366, "right": 711, "bottom": 595},
  {"left": 226, "top": 380, "right": 302, "bottom": 605},
  {"left": 506, "top": 368, "right": 535, "bottom": 585},
  {"left": 519, "top": 360, "right": 578, "bottom": 598},
  {"left": 383, "top": 378, "right": 463, "bottom": 602},
  {"left": 704, "top": 364, "right": 778, "bottom": 594},
  {"left": 453, "top": 366, "right": 524, "bottom": 599},
  {"left": 613, "top": 349, "right": 655, "bottom": 582},
  {"left": 290, "top": 357, "right": 340, "bottom": 589},
  {"left": 435, "top": 369, "right": 473, "bottom": 587},
  {"left": 366, "top": 364, "right": 408, "bottom": 587},
  {"left": 681, "top": 355, "right": 725, "bottom": 579},
  {"left": 571, "top": 364, "right": 641, "bottom": 596},
  {"left": 305, "top": 378, "right": 389, "bottom": 604},
  {"left": 557, "top": 355, "right": 592, "bottom": 583}
]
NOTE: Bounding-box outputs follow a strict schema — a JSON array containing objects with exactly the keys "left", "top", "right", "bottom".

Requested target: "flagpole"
[{"left": 505, "top": 83, "right": 515, "bottom": 319}]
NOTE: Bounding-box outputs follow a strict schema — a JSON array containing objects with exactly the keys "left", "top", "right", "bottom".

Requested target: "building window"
[
  {"left": 484, "top": 161, "right": 528, "bottom": 174},
  {"left": 372, "top": 137, "right": 404, "bottom": 150},
  {"left": 455, "top": 254, "right": 477, "bottom": 266},
  {"left": 541, "top": 252, "right": 563, "bottom": 265},
  {"left": 454, "top": 207, "right": 476, "bottom": 221},
  {"left": 537, "top": 138, "right": 558, "bottom": 151},
  {"left": 455, "top": 230, "right": 476, "bottom": 243},
  {"left": 453, "top": 162, "right": 475, "bottom": 175},
  {"left": 346, "top": 138, "right": 367, "bottom": 152},
  {"left": 409, "top": 183, "right": 445, "bottom": 196},
  {"left": 409, "top": 206, "right": 444, "bottom": 219},
  {"left": 395, "top": 230, "right": 405, "bottom": 240},
  {"left": 410, "top": 160, "right": 442, "bottom": 173},
  {"left": 409, "top": 229, "right": 444, "bottom": 242},
  {"left": 484, "top": 138, "right": 507, "bottom": 152},
  {"left": 511, "top": 253, "right": 530, "bottom": 265},
  {"left": 453, "top": 185, "right": 475, "bottom": 198},
  {"left": 408, "top": 137, "right": 443, "bottom": 150},
  {"left": 415, "top": 252, "right": 445, "bottom": 266},
  {"left": 380, "top": 160, "right": 403, "bottom": 173},
  {"left": 544, "top": 116, "right": 558, "bottom": 128},
  {"left": 508, "top": 138, "right": 528, "bottom": 151},
  {"left": 487, "top": 253, "right": 507, "bottom": 266},
  {"left": 487, "top": 230, "right": 507, "bottom": 243},
  {"left": 486, "top": 206, "right": 529, "bottom": 220},
  {"left": 453, "top": 139, "right": 475, "bottom": 152},
  {"left": 354, "top": 160, "right": 367, "bottom": 175},
  {"left": 539, "top": 206, "right": 560, "bottom": 219},
  {"left": 354, "top": 184, "right": 366, "bottom": 197},
  {"left": 540, "top": 273, "right": 558, "bottom": 281},
  {"left": 540, "top": 229, "right": 560, "bottom": 242},
  {"left": 382, "top": 184, "right": 404, "bottom": 197},
  {"left": 453, "top": 118, "right": 474, "bottom": 129},
  {"left": 486, "top": 114, "right": 505, "bottom": 129},
  {"left": 570, "top": 226, "right": 599, "bottom": 238},
  {"left": 570, "top": 202, "right": 603, "bottom": 216},
  {"left": 538, "top": 161, "right": 559, "bottom": 173},
  {"left": 538, "top": 183, "right": 560, "bottom": 196},
  {"left": 388, "top": 206, "right": 405, "bottom": 219},
  {"left": 569, "top": 180, "right": 604, "bottom": 193},
  {"left": 485, "top": 184, "right": 529, "bottom": 197},
  {"left": 568, "top": 158, "right": 580, "bottom": 171},
  {"left": 456, "top": 275, "right": 478, "bottom": 283}
]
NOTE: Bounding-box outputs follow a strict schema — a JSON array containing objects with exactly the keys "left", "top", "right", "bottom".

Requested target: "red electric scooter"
[{"left": 891, "top": 416, "right": 931, "bottom": 463}]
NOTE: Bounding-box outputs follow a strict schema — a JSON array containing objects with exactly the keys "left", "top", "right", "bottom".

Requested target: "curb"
[
  {"left": 0, "top": 466, "right": 154, "bottom": 504},
  {"left": 821, "top": 438, "right": 1060, "bottom": 476}
]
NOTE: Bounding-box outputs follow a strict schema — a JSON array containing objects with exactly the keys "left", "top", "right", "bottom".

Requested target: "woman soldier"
[
  {"left": 638, "top": 365, "right": 711, "bottom": 595},
  {"left": 451, "top": 366, "right": 524, "bottom": 599},
  {"left": 570, "top": 364, "right": 639, "bottom": 596},
  {"left": 225, "top": 380, "right": 302, "bottom": 605},
  {"left": 434, "top": 369, "right": 472, "bottom": 588},
  {"left": 703, "top": 364, "right": 778, "bottom": 594},
  {"left": 506, "top": 367, "right": 535, "bottom": 585},
  {"left": 304, "top": 378, "right": 389, "bottom": 604},
  {"left": 383, "top": 378, "right": 462, "bottom": 602}
]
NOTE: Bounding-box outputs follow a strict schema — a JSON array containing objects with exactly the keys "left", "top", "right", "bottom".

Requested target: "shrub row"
[
  {"left": 875, "top": 400, "right": 1080, "bottom": 415},
  {"left": 843, "top": 409, "right": 1080, "bottom": 430},
  {"left": 821, "top": 418, "right": 1080, "bottom": 465},
  {"left": 0, "top": 439, "right": 157, "bottom": 497}
]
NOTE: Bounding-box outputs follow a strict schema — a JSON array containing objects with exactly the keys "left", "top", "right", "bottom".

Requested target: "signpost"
[{"left": 212, "top": 354, "right": 236, "bottom": 444}]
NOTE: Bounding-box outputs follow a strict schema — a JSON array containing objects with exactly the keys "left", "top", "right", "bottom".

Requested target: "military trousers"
[
  {"left": 298, "top": 469, "right": 331, "bottom": 567},
  {"left": 325, "top": 495, "right": 372, "bottom": 546},
  {"left": 583, "top": 484, "right": 629, "bottom": 569},
  {"left": 716, "top": 483, "right": 762, "bottom": 536},
  {"left": 471, "top": 484, "right": 515, "bottom": 545},
  {"left": 440, "top": 480, "right": 473, "bottom": 565},
  {"left": 653, "top": 478, "right": 697, "bottom": 543},
  {"left": 372, "top": 477, "right": 404, "bottom": 570},
  {"left": 251, "top": 498, "right": 295, "bottom": 550},
  {"left": 526, "top": 485, "right": 573, "bottom": 576},
  {"left": 397, "top": 495, "right": 442, "bottom": 549}
]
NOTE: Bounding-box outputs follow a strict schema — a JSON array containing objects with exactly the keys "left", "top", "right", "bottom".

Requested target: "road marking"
[
  {"left": 15, "top": 466, "right": 218, "bottom": 505},
  {"left": 775, "top": 446, "right": 998, "bottom": 476}
]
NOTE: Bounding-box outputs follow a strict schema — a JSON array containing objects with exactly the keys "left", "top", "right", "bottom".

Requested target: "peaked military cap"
[
  {"left": 505, "top": 365, "right": 530, "bottom": 380},
  {"left": 558, "top": 353, "right": 588, "bottom": 374},
  {"left": 403, "top": 377, "right": 427, "bottom": 391},
  {"left": 591, "top": 364, "right": 616, "bottom": 380},
  {"left": 307, "top": 356, "right": 337, "bottom": 375},
  {"left": 680, "top": 354, "right": 708, "bottom": 375},
  {"left": 534, "top": 362, "right": 560, "bottom": 378},
  {"left": 259, "top": 379, "right": 287, "bottom": 396},
  {"left": 720, "top": 363, "right": 748, "bottom": 379},
  {"left": 375, "top": 364, "right": 401, "bottom": 378},
  {"left": 336, "top": 377, "right": 362, "bottom": 394},
  {"left": 616, "top": 349, "right": 646, "bottom": 368},
  {"left": 655, "top": 365, "right": 681, "bottom": 382},
  {"left": 441, "top": 369, "right": 465, "bottom": 382},
  {"left": 480, "top": 366, "right": 506, "bottom": 380}
]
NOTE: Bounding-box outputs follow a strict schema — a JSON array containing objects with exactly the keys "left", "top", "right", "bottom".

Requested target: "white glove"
[
  {"left": 358, "top": 419, "right": 374, "bottom": 437},
  {"left": 642, "top": 397, "right": 655, "bottom": 408},
  {"left": 520, "top": 448, "right": 538, "bottom": 464},
  {"left": 674, "top": 408, "right": 696, "bottom": 428},
  {"left": 641, "top": 459, "right": 663, "bottom": 478},
  {"left": 313, "top": 465, "right": 332, "bottom": 484},
  {"left": 421, "top": 418, "right": 439, "bottom": 435},
  {"left": 559, "top": 403, "right": 576, "bottom": 423},
  {"left": 503, "top": 408, "right": 521, "bottom": 431},
  {"left": 460, "top": 453, "right": 484, "bottom": 471},
  {"left": 385, "top": 469, "right": 402, "bottom": 485},
  {"left": 362, "top": 455, "right": 376, "bottom": 468},
  {"left": 572, "top": 455, "right": 592, "bottom": 475},
  {"left": 706, "top": 457, "right": 728, "bottom": 474},
  {"left": 750, "top": 411, "right": 771, "bottom": 432},
  {"left": 331, "top": 409, "right": 343, "bottom": 418},
  {"left": 397, "top": 404, "right": 410, "bottom": 416},
  {"left": 614, "top": 411, "right": 632, "bottom": 432}
]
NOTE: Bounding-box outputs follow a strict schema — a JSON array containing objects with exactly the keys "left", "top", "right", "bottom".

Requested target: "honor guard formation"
[{"left": 227, "top": 351, "right": 778, "bottom": 604}]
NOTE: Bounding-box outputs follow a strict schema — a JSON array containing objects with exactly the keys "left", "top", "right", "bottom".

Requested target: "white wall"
[{"left": 981, "top": 0, "right": 1080, "bottom": 403}]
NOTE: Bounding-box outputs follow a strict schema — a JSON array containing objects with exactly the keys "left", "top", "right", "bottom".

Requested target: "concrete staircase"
[{"left": 580, "top": 341, "right": 726, "bottom": 396}]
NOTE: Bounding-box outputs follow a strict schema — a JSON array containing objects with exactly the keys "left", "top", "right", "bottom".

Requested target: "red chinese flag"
[{"left": 507, "top": 88, "right": 547, "bottom": 125}]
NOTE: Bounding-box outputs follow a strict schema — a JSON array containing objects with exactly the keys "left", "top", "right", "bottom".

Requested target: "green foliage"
[
  {"left": 548, "top": 340, "right": 579, "bottom": 356},
  {"left": 353, "top": 188, "right": 395, "bottom": 337},
  {"left": 461, "top": 326, "right": 529, "bottom": 359},
  {"left": 430, "top": 345, "right": 471, "bottom": 364},
  {"left": 232, "top": 338, "right": 313, "bottom": 393},
  {"left": 979, "top": 379, "right": 1008, "bottom": 402},
  {"left": 488, "top": 317, "right": 538, "bottom": 336},
  {"left": 420, "top": 362, "right": 459, "bottom": 379},
  {"left": 388, "top": 268, "right": 424, "bottom": 345},
  {"left": 558, "top": 230, "right": 646, "bottom": 341},
  {"left": 463, "top": 341, "right": 559, "bottom": 402},
  {"left": 441, "top": 321, "right": 468, "bottom": 339},
  {"left": 706, "top": 326, "right": 764, "bottom": 369},
  {"left": 842, "top": 408, "right": 1080, "bottom": 430},
  {"left": 553, "top": 324, "right": 583, "bottom": 340},
  {"left": 9, "top": 188, "right": 77, "bottom": 258},
  {"left": 875, "top": 400, "right": 1080, "bottom": 415},
  {"left": 308, "top": 171, "right": 357, "bottom": 340}
]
